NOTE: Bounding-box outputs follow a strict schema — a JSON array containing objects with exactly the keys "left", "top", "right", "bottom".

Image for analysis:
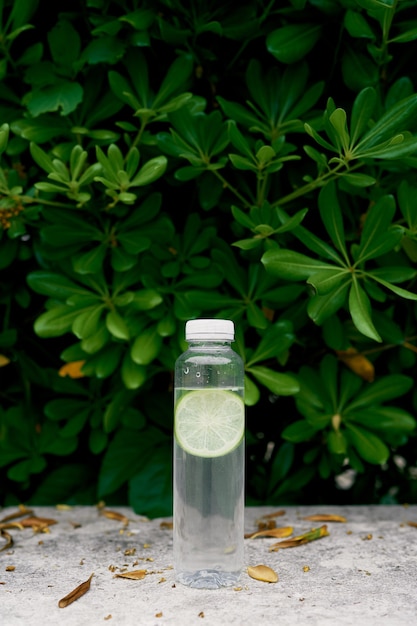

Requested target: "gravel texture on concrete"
[{"left": 1, "top": 504, "right": 416, "bottom": 626}]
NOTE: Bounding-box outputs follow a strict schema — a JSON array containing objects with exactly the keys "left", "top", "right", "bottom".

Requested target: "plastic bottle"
[{"left": 173, "top": 318, "right": 245, "bottom": 589}]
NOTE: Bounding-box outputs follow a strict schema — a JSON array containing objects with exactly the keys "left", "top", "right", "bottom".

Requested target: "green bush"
[{"left": 1, "top": 0, "right": 417, "bottom": 516}]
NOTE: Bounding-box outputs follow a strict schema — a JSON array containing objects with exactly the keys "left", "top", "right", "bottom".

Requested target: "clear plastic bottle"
[{"left": 173, "top": 318, "right": 245, "bottom": 589}]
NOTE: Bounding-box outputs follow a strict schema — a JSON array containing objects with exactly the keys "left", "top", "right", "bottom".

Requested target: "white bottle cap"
[{"left": 185, "top": 319, "right": 235, "bottom": 341}]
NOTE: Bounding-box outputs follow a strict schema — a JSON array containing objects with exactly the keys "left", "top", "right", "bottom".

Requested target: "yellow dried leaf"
[
  {"left": 302, "top": 514, "right": 347, "bottom": 523},
  {"left": 114, "top": 569, "right": 147, "bottom": 580},
  {"left": 256, "top": 519, "right": 277, "bottom": 531},
  {"left": 58, "top": 360, "right": 86, "bottom": 379},
  {"left": 0, "top": 354, "right": 10, "bottom": 367},
  {"left": 406, "top": 521, "right": 417, "bottom": 528},
  {"left": 160, "top": 521, "right": 173, "bottom": 530},
  {"left": 58, "top": 573, "right": 94, "bottom": 608},
  {"left": 247, "top": 564, "right": 278, "bottom": 583},
  {"left": 0, "top": 529, "right": 13, "bottom": 552},
  {"left": 336, "top": 348, "right": 374, "bottom": 382},
  {"left": 18, "top": 515, "right": 57, "bottom": 530},
  {"left": 5, "top": 565, "right": 15, "bottom": 571},
  {"left": 100, "top": 509, "right": 129, "bottom": 525},
  {"left": 155, "top": 612, "right": 163, "bottom": 618},
  {"left": 245, "top": 526, "right": 293, "bottom": 539},
  {"left": 0, "top": 506, "right": 33, "bottom": 524},
  {"left": 256, "top": 509, "right": 285, "bottom": 521},
  {"left": 270, "top": 525, "right": 329, "bottom": 551}
]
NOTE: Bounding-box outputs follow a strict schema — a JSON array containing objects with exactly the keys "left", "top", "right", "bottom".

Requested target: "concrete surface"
[{"left": 1, "top": 504, "right": 417, "bottom": 626}]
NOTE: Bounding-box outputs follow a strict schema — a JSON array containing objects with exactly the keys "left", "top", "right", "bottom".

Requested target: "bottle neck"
[{"left": 187, "top": 340, "right": 232, "bottom": 348}]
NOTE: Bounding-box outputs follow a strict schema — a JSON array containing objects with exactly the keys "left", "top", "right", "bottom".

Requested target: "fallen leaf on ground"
[
  {"left": 247, "top": 564, "right": 278, "bottom": 583},
  {"left": 270, "top": 525, "right": 329, "bottom": 551},
  {"left": 256, "top": 510, "right": 285, "bottom": 522},
  {"left": 16, "top": 515, "right": 57, "bottom": 531},
  {"left": 58, "top": 573, "right": 94, "bottom": 608},
  {"left": 160, "top": 521, "right": 173, "bottom": 530},
  {"left": 0, "top": 506, "right": 33, "bottom": 524},
  {"left": 100, "top": 509, "right": 129, "bottom": 525},
  {"left": 0, "top": 530, "right": 13, "bottom": 552},
  {"left": 406, "top": 521, "right": 417, "bottom": 528},
  {"left": 245, "top": 526, "right": 293, "bottom": 539},
  {"left": 114, "top": 570, "right": 147, "bottom": 580},
  {"left": 302, "top": 514, "right": 347, "bottom": 523}
]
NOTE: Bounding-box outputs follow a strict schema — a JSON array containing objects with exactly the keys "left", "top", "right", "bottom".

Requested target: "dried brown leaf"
[
  {"left": 100, "top": 509, "right": 129, "bottom": 525},
  {"left": 270, "top": 525, "right": 329, "bottom": 551},
  {"left": 5, "top": 565, "right": 15, "bottom": 571},
  {"left": 406, "top": 521, "right": 417, "bottom": 528},
  {"left": 58, "top": 573, "right": 94, "bottom": 608},
  {"left": 256, "top": 519, "right": 277, "bottom": 531},
  {"left": 256, "top": 510, "right": 285, "bottom": 522},
  {"left": 336, "top": 348, "right": 375, "bottom": 382},
  {"left": 0, "top": 529, "right": 13, "bottom": 552},
  {"left": 245, "top": 526, "right": 293, "bottom": 539},
  {"left": 0, "top": 506, "right": 33, "bottom": 524},
  {"left": 160, "top": 521, "right": 173, "bottom": 530},
  {"left": 302, "top": 514, "right": 347, "bottom": 523},
  {"left": 17, "top": 515, "right": 57, "bottom": 531},
  {"left": 114, "top": 569, "right": 147, "bottom": 580},
  {"left": 247, "top": 564, "right": 278, "bottom": 583}
]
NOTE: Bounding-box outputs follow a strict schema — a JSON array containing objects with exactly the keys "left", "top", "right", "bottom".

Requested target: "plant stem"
[{"left": 211, "top": 169, "right": 252, "bottom": 209}]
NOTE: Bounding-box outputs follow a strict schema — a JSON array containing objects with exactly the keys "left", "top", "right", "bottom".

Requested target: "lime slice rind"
[{"left": 175, "top": 389, "right": 244, "bottom": 458}]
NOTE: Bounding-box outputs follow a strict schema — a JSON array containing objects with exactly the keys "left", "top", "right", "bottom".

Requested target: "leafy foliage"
[{"left": 1, "top": 0, "right": 417, "bottom": 515}]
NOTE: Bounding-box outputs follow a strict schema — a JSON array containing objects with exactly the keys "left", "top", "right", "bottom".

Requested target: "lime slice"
[{"left": 175, "top": 389, "right": 244, "bottom": 458}]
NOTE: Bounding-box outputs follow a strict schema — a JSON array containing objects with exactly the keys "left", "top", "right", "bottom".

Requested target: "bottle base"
[{"left": 176, "top": 569, "right": 240, "bottom": 589}]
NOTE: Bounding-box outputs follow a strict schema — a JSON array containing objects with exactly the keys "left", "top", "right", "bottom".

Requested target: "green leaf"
[
  {"left": 341, "top": 48, "right": 378, "bottom": 92},
  {"left": 345, "top": 423, "right": 389, "bottom": 464},
  {"left": 247, "top": 366, "right": 299, "bottom": 396},
  {"left": 130, "top": 289, "right": 163, "bottom": 310},
  {"left": 130, "top": 156, "right": 167, "bottom": 186},
  {"left": 282, "top": 420, "right": 319, "bottom": 442},
  {"left": 346, "top": 374, "right": 413, "bottom": 411},
  {"left": 328, "top": 430, "right": 348, "bottom": 455},
  {"left": 348, "top": 406, "right": 416, "bottom": 433},
  {"left": 153, "top": 53, "right": 193, "bottom": 109},
  {"left": 398, "top": 180, "right": 417, "bottom": 228},
  {"left": 307, "top": 281, "right": 350, "bottom": 326},
  {"left": 267, "top": 24, "right": 322, "bottom": 64},
  {"left": 34, "top": 306, "right": 81, "bottom": 338},
  {"left": 131, "top": 327, "right": 162, "bottom": 364},
  {"left": 129, "top": 444, "right": 172, "bottom": 518},
  {"left": 72, "top": 305, "right": 104, "bottom": 340},
  {"left": 348, "top": 279, "right": 381, "bottom": 342},
  {"left": 329, "top": 108, "right": 350, "bottom": 152},
  {"left": 350, "top": 87, "right": 377, "bottom": 145},
  {"left": 369, "top": 274, "right": 417, "bottom": 301},
  {"left": 24, "top": 81, "right": 84, "bottom": 117},
  {"left": 81, "top": 35, "right": 125, "bottom": 65},
  {"left": 48, "top": 20, "right": 81, "bottom": 67},
  {"left": 244, "top": 374, "right": 260, "bottom": 406},
  {"left": 247, "top": 322, "right": 295, "bottom": 366},
  {"left": 121, "top": 354, "right": 147, "bottom": 390},
  {"left": 356, "top": 93, "right": 417, "bottom": 152},
  {"left": 81, "top": 324, "right": 110, "bottom": 354},
  {"left": 262, "top": 249, "right": 336, "bottom": 281},
  {"left": 344, "top": 10, "right": 376, "bottom": 41},
  {"left": 73, "top": 245, "right": 107, "bottom": 275},
  {"left": 99, "top": 426, "right": 165, "bottom": 494},
  {"left": 318, "top": 182, "right": 347, "bottom": 258},
  {"left": 117, "top": 230, "right": 150, "bottom": 255},
  {"left": 307, "top": 269, "right": 350, "bottom": 295},
  {"left": 106, "top": 310, "right": 130, "bottom": 340}
]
